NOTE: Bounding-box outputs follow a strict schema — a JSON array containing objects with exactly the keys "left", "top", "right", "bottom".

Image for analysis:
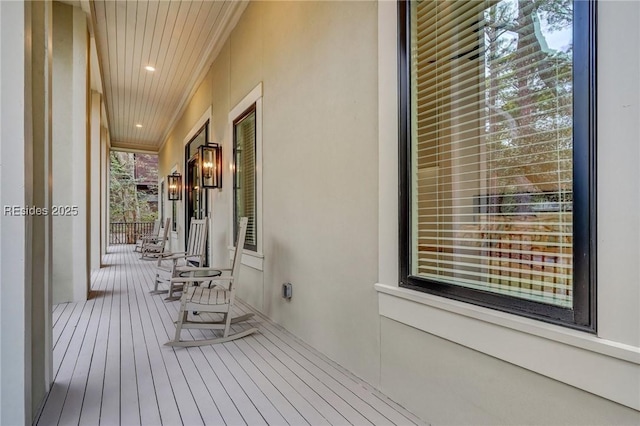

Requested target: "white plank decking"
[{"left": 37, "top": 245, "right": 425, "bottom": 426}]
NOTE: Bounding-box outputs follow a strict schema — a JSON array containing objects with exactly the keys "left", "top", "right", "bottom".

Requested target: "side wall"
[
  {"left": 159, "top": 1, "right": 381, "bottom": 384},
  {"left": 381, "top": 317, "right": 639, "bottom": 425}
]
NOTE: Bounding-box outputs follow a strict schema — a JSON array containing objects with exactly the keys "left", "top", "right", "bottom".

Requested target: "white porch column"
[
  {"left": 28, "top": 0, "right": 54, "bottom": 418},
  {"left": 51, "top": 2, "right": 90, "bottom": 303},
  {"left": 101, "top": 128, "right": 110, "bottom": 256},
  {"left": 90, "top": 91, "right": 101, "bottom": 271},
  {"left": 0, "top": 0, "right": 54, "bottom": 421},
  {"left": 0, "top": 2, "right": 29, "bottom": 423}
]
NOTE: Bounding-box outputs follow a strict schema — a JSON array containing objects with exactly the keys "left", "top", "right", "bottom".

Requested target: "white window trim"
[
  {"left": 376, "top": 0, "right": 640, "bottom": 411},
  {"left": 184, "top": 107, "right": 212, "bottom": 149},
  {"left": 227, "top": 82, "right": 263, "bottom": 271}
]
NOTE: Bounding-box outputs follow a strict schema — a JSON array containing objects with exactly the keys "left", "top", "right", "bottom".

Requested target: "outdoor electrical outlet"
[{"left": 282, "top": 283, "right": 292, "bottom": 299}]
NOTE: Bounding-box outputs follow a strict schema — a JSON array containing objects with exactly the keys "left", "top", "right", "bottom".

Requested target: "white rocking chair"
[
  {"left": 134, "top": 220, "right": 160, "bottom": 252},
  {"left": 166, "top": 217, "right": 256, "bottom": 347},
  {"left": 150, "top": 217, "right": 208, "bottom": 299},
  {"left": 140, "top": 218, "right": 171, "bottom": 259}
]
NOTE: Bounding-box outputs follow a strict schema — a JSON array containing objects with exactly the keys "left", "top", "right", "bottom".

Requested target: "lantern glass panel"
[
  {"left": 167, "top": 173, "right": 182, "bottom": 200},
  {"left": 199, "top": 144, "right": 221, "bottom": 188}
]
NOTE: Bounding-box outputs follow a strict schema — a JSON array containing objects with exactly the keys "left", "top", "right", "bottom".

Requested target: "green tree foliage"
[
  {"left": 109, "top": 152, "right": 158, "bottom": 223},
  {"left": 484, "top": 0, "right": 573, "bottom": 195}
]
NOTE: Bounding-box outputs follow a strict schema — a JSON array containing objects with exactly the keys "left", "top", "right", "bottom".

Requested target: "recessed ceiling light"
[
  {"left": 145, "top": 65, "right": 155, "bottom": 72},
  {"left": 136, "top": 123, "right": 143, "bottom": 128}
]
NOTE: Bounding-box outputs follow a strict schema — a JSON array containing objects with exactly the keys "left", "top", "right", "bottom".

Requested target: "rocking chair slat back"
[
  {"left": 159, "top": 217, "right": 171, "bottom": 247},
  {"left": 150, "top": 220, "right": 161, "bottom": 237},
  {"left": 186, "top": 218, "right": 208, "bottom": 266},
  {"left": 229, "top": 217, "right": 248, "bottom": 294},
  {"left": 140, "top": 218, "right": 171, "bottom": 258},
  {"left": 150, "top": 217, "right": 208, "bottom": 295},
  {"left": 134, "top": 220, "right": 161, "bottom": 252}
]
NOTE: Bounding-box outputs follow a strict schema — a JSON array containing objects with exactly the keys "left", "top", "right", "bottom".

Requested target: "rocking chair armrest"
[
  {"left": 169, "top": 255, "right": 205, "bottom": 267},
  {"left": 157, "top": 251, "right": 187, "bottom": 259},
  {"left": 168, "top": 253, "right": 202, "bottom": 259},
  {"left": 144, "top": 241, "right": 163, "bottom": 248},
  {"left": 170, "top": 276, "right": 233, "bottom": 284},
  {"left": 174, "top": 266, "right": 232, "bottom": 273}
]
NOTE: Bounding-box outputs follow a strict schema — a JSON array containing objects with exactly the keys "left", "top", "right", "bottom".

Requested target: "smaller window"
[
  {"left": 160, "top": 181, "right": 165, "bottom": 223},
  {"left": 172, "top": 201, "right": 177, "bottom": 232},
  {"left": 233, "top": 104, "right": 257, "bottom": 251}
]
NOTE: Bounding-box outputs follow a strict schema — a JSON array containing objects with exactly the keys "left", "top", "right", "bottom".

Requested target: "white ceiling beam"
[{"left": 110, "top": 141, "right": 158, "bottom": 154}]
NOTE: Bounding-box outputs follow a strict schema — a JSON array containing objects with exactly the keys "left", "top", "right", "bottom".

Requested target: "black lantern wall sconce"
[
  {"left": 199, "top": 143, "right": 222, "bottom": 189},
  {"left": 167, "top": 172, "right": 182, "bottom": 201}
]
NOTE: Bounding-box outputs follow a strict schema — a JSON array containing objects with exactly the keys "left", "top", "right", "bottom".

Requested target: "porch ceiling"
[{"left": 91, "top": 0, "right": 242, "bottom": 152}]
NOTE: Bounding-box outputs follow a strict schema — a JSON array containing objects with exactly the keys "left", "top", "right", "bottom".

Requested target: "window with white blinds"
[
  {"left": 408, "top": 0, "right": 578, "bottom": 308},
  {"left": 233, "top": 105, "right": 257, "bottom": 251}
]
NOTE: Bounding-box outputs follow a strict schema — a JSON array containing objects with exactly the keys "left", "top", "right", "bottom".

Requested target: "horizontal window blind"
[
  {"left": 411, "top": 0, "right": 574, "bottom": 307},
  {"left": 234, "top": 108, "right": 257, "bottom": 249}
]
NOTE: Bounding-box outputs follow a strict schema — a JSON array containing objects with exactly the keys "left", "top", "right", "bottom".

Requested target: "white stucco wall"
[{"left": 159, "top": 0, "right": 381, "bottom": 385}]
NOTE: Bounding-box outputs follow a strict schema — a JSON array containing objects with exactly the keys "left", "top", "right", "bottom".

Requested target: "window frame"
[
  {"left": 397, "top": 0, "right": 597, "bottom": 331},
  {"left": 160, "top": 179, "right": 165, "bottom": 223},
  {"left": 233, "top": 103, "right": 258, "bottom": 252},
  {"left": 227, "top": 82, "right": 263, "bottom": 271}
]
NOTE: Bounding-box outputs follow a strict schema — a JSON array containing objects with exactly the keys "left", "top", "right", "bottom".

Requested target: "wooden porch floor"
[{"left": 36, "top": 245, "right": 424, "bottom": 426}]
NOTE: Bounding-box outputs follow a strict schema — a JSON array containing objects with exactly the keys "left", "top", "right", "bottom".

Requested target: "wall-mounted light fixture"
[
  {"left": 167, "top": 172, "right": 182, "bottom": 200},
  {"left": 199, "top": 143, "right": 222, "bottom": 189}
]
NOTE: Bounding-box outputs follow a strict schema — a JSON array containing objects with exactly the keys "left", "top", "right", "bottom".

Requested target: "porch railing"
[{"left": 109, "top": 222, "right": 156, "bottom": 245}]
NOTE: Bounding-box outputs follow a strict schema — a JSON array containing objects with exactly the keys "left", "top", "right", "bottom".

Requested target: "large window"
[
  {"left": 233, "top": 104, "right": 257, "bottom": 252},
  {"left": 399, "top": 0, "right": 595, "bottom": 329}
]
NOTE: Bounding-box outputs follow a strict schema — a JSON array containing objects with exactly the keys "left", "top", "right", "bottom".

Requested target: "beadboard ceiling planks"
[{"left": 91, "top": 0, "right": 240, "bottom": 151}]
